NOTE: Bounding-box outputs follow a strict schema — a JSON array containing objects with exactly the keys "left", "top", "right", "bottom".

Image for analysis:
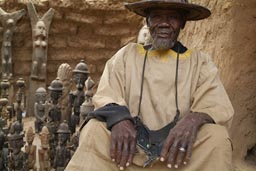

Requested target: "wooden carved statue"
[
  {"left": 7, "top": 121, "right": 27, "bottom": 171},
  {"left": 48, "top": 78, "right": 63, "bottom": 127},
  {"left": 137, "top": 24, "right": 152, "bottom": 45},
  {"left": 0, "top": 98, "right": 10, "bottom": 122},
  {"left": 39, "top": 126, "right": 51, "bottom": 171},
  {"left": 0, "top": 128, "right": 8, "bottom": 171},
  {"left": 27, "top": 2, "right": 54, "bottom": 80},
  {"left": 57, "top": 63, "right": 72, "bottom": 122},
  {"left": 0, "top": 80, "right": 10, "bottom": 99},
  {"left": 68, "top": 60, "right": 89, "bottom": 133},
  {"left": 80, "top": 77, "right": 95, "bottom": 122},
  {"left": 0, "top": 8, "right": 26, "bottom": 79},
  {"left": 34, "top": 87, "right": 49, "bottom": 133},
  {"left": 13, "top": 78, "right": 26, "bottom": 123},
  {"left": 69, "top": 132, "right": 79, "bottom": 157},
  {"left": 54, "top": 121, "right": 71, "bottom": 171},
  {"left": 48, "top": 78, "right": 63, "bottom": 166},
  {"left": 0, "top": 98, "right": 9, "bottom": 135},
  {"left": 25, "top": 127, "right": 37, "bottom": 171}
]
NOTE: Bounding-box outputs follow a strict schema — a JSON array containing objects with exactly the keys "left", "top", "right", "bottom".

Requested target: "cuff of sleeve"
[
  {"left": 87, "top": 103, "right": 134, "bottom": 130},
  {"left": 106, "top": 105, "right": 134, "bottom": 130}
]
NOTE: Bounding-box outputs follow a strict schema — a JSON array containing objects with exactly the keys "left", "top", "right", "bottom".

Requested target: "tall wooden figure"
[
  {"left": 27, "top": 2, "right": 54, "bottom": 117},
  {"left": 25, "top": 127, "right": 37, "bottom": 171},
  {"left": 0, "top": 8, "right": 25, "bottom": 80}
]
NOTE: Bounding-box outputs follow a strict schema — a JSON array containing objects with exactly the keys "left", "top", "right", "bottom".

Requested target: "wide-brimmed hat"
[{"left": 124, "top": 0, "right": 211, "bottom": 21}]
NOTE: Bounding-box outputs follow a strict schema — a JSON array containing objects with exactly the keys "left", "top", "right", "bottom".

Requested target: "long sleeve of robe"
[{"left": 92, "top": 43, "right": 234, "bottom": 130}]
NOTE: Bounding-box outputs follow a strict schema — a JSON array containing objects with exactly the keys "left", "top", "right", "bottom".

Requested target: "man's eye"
[
  {"left": 169, "top": 15, "right": 180, "bottom": 20},
  {"left": 151, "top": 15, "right": 160, "bottom": 19}
]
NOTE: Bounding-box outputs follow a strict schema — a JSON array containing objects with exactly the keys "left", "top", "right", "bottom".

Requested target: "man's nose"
[{"left": 158, "top": 16, "right": 171, "bottom": 26}]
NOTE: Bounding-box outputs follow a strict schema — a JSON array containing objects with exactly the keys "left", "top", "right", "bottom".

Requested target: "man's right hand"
[{"left": 110, "top": 120, "right": 137, "bottom": 170}]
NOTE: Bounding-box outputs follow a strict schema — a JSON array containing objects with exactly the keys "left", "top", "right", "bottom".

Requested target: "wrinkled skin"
[
  {"left": 110, "top": 120, "right": 136, "bottom": 170},
  {"left": 147, "top": 9, "right": 185, "bottom": 50},
  {"left": 160, "top": 112, "right": 214, "bottom": 169},
  {"left": 110, "top": 9, "right": 214, "bottom": 170}
]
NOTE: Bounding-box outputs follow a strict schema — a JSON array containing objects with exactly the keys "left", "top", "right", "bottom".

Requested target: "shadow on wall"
[{"left": 228, "top": 0, "right": 256, "bottom": 167}]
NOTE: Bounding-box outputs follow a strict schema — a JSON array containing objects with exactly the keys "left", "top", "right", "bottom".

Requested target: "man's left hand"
[{"left": 160, "top": 112, "right": 214, "bottom": 169}]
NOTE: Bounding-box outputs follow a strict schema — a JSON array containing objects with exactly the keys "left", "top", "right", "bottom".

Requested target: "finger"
[
  {"left": 184, "top": 128, "right": 197, "bottom": 164},
  {"left": 160, "top": 134, "right": 175, "bottom": 162},
  {"left": 119, "top": 140, "right": 129, "bottom": 170},
  {"left": 116, "top": 139, "right": 123, "bottom": 165},
  {"left": 175, "top": 142, "right": 187, "bottom": 168},
  {"left": 127, "top": 139, "right": 136, "bottom": 167},
  {"left": 184, "top": 143, "right": 192, "bottom": 165},
  {"left": 110, "top": 135, "right": 117, "bottom": 162},
  {"left": 167, "top": 139, "right": 180, "bottom": 169}
]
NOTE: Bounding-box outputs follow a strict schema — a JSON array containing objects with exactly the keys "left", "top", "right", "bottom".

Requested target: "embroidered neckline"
[{"left": 137, "top": 44, "right": 192, "bottom": 61}]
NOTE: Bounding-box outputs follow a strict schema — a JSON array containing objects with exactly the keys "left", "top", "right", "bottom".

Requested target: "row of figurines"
[
  {"left": 0, "top": 59, "right": 93, "bottom": 170},
  {"left": 0, "top": 119, "right": 78, "bottom": 171},
  {"left": 35, "top": 60, "right": 95, "bottom": 134},
  {"left": 0, "top": 60, "right": 95, "bottom": 134}
]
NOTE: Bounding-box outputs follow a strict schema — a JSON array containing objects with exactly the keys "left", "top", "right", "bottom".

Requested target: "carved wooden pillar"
[
  {"left": 27, "top": 2, "right": 54, "bottom": 116},
  {"left": 0, "top": 8, "right": 25, "bottom": 105},
  {"left": 0, "top": 8, "right": 25, "bottom": 80}
]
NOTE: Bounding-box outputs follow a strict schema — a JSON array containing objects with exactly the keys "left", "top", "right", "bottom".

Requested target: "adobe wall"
[
  {"left": 0, "top": 0, "right": 142, "bottom": 88},
  {"left": 180, "top": 0, "right": 256, "bottom": 170}
]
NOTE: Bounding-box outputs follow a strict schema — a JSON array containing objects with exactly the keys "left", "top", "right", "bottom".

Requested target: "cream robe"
[
  {"left": 93, "top": 43, "right": 234, "bottom": 129},
  {"left": 66, "top": 43, "right": 234, "bottom": 171}
]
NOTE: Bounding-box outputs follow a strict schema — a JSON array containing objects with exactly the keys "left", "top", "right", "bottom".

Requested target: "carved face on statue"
[
  {"left": 50, "top": 90, "right": 62, "bottom": 103},
  {"left": 73, "top": 60, "right": 89, "bottom": 90},
  {"left": 35, "top": 20, "right": 46, "bottom": 38},
  {"left": 48, "top": 78, "right": 63, "bottom": 104},
  {"left": 26, "top": 127, "right": 35, "bottom": 145},
  {"left": 57, "top": 121, "right": 71, "bottom": 146},
  {"left": 58, "top": 133, "right": 69, "bottom": 146},
  {"left": 6, "top": 19, "right": 14, "bottom": 28},
  {"left": 74, "top": 73, "right": 87, "bottom": 90},
  {"left": 35, "top": 87, "right": 47, "bottom": 103},
  {"left": 40, "top": 126, "right": 50, "bottom": 149}
]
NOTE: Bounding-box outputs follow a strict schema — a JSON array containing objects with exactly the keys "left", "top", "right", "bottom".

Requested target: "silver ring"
[{"left": 179, "top": 147, "right": 186, "bottom": 152}]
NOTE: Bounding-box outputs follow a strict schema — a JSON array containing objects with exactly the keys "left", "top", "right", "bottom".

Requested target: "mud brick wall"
[
  {"left": 180, "top": 0, "right": 256, "bottom": 169},
  {"left": 0, "top": 0, "right": 143, "bottom": 88}
]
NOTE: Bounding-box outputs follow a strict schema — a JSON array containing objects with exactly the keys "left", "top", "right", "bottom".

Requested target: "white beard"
[{"left": 152, "top": 38, "right": 176, "bottom": 50}]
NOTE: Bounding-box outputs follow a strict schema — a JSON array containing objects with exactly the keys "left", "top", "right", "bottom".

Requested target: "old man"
[{"left": 66, "top": 0, "right": 234, "bottom": 171}]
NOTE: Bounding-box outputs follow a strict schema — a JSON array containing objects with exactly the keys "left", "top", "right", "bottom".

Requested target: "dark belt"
[{"left": 134, "top": 116, "right": 177, "bottom": 167}]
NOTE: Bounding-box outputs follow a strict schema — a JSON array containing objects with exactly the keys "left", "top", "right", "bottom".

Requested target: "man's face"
[{"left": 147, "top": 9, "right": 185, "bottom": 50}]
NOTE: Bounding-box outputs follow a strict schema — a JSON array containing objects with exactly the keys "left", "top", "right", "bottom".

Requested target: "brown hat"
[{"left": 124, "top": 0, "right": 211, "bottom": 21}]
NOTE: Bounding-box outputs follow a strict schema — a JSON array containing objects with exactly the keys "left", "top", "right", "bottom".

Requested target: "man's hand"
[
  {"left": 110, "top": 120, "right": 137, "bottom": 170},
  {"left": 160, "top": 112, "right": 214, "bottom": 169}
]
